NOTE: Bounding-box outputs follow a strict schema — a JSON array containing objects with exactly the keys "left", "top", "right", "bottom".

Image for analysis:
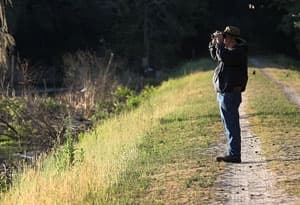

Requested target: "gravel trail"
[
  {"left": 213, "top": 102, "right": 300, "bottom": 205},
  {"left": 212, "top": 58, "right": 300, "bottom": 204}
]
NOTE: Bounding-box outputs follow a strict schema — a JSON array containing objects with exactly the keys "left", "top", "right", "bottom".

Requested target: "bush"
[
  {"left": 0, "top": 98, "right": 32, "bottom": 142},
  {"left": 54, "top": 117, "right": 84, "bottom": 172},
  {"left": 112, "top": 86, "right": 135, "bottom": 113},
  {"left": 126, "top": 95, "right": 141, "bottom": 109},
  {"left": 140, "top": 85, "right": 156, "bottom": 100},
  {"left": 112, "top": 85, "right": 156, "bottom": 113},
  {"left": 91, "top": 102, "right": 111, "bottom": 122},
  {"left": 40, "top": 97, "right": 66, "bottom": 113}
]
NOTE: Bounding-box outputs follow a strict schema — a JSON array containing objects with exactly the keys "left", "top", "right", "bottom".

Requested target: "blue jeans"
[{"left": 217, "top": 92, "right": 242, "bottom": 157}]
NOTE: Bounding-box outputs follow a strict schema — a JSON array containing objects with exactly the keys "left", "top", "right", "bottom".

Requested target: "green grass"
[
  {"left": 246, "top": 68, "right": 300, "bottom": 196},
  {"left": 105, "top": 71, "right": 223, "bottom": 204},
  {"left": 1, "top": 59, "right": 224, "bottom": 205}
]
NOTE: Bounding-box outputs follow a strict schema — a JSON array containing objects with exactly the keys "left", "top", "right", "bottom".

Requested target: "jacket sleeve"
[
  {"left": 208, "top": 42, "right": 218, "bottom": 61},
  {"left": 216, "top": 44, "right": 246, "bottom": 66}
]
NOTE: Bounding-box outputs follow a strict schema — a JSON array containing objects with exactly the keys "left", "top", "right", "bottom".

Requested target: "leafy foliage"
[
  {"left": 0, "top": 98, "right": 31, "bottom": 142},
  {"left": 112, "top": 85, "right": 155, "bottom": 113}
]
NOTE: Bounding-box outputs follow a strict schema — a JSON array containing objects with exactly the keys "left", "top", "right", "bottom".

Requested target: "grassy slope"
[
  {"left": 246, "top": 68, "right": 300, "bottom": 196},
  {"left": 2, "top": 60, "right": 223, "bottom": 204},
  {"left": 105, "top": 66, "right": 223, "bottom": 204}
]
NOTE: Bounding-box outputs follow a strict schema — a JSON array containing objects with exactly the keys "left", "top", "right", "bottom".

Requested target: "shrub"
[{"left": 54, "top": 116, "right": 84, "bottom": 172}]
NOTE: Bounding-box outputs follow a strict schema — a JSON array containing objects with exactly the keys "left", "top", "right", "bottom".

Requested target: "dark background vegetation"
[{"left": 6, "top": 0, "right": 300, "bottom": 72}]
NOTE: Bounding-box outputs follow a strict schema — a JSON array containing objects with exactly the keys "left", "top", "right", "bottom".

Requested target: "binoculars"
[{"left": 211, "top": 30, "right": 223, "bottom": 39}]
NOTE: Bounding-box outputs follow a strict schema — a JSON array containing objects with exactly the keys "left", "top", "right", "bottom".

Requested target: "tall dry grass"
[{"left": 61, "top": 50, "right": 118, "bottom": 117}]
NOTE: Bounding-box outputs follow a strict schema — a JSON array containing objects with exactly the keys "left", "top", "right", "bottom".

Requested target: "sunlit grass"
[
  {"left": 1, "top": 59, "right": 221, "bottom": 204},
  {"left": 104, "top": 69, "right": 223, "bottom": 204},
  {"left": 245, "top": 68, "right": 300, "bottom": 197}
]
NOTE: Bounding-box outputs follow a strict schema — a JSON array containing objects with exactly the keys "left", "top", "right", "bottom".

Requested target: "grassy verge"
[
  {"left": 1, "top": 59, "right": 223, "bottom": 204},
  {"left": 105, "top": 69, "right": 223, "bottom": 204},
  {"left": 246, "top": 68, "right": 300, "bottom": 196}
]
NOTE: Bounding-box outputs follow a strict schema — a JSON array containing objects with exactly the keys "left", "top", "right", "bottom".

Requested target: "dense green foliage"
[{"left": 5, "top": 0, "right": 300, "bottom": 69}]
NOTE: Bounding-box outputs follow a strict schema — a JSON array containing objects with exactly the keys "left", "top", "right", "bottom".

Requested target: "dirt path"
[
  {"left": 213, "top": 101, "right": 300, "bottom": 204},
  {"left": 212, "top": 58, "right": 300, "bottom": 204},
  {"left": 249, "top": 58, "right": 300, "bottom": 106}
]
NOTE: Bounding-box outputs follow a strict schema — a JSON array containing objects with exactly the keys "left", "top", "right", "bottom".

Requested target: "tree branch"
[{"left": 0, "top": 117, "right": 20, "bottom": 137}]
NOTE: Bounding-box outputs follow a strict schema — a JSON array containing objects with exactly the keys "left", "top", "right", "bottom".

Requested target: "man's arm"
[
  {"left": 208, "top": 41, "right": 218, "bottom": 61},
  {"left": 209, "top": 33, "right": 225, "bottom": 62},
  {"left": 216, "top": 45, "right": 246, "bottom": 66}
]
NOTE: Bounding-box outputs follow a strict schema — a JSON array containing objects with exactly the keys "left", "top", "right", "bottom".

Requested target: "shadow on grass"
[
  {"left": 159, "top": 114, "right": 220, "bottom": 125},
  {"left": 240, "top": 110, "right": 300, "bottom": 120}
]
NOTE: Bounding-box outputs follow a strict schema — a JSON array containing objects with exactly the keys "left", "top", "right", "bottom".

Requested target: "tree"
[
  {"left": 275, "top": 0, "right": 300, "bottom": 54},
  {"left": 0, "top": 0, "right": 14, "bottom": 89},
  {"left": 5, "top": 0, "right": 300, "bottom": 74}
]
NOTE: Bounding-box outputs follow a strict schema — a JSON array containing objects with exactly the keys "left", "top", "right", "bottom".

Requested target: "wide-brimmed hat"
[
  {"left": 223, "top": 26, "right": 240, "bottom": 37},
  {"left": 223, "top": 26, "right": 245, "bottom": 42}
]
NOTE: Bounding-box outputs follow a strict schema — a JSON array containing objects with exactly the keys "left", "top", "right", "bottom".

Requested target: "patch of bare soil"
[{"left": 211, "top": 99, "right": 300, "bottom": 205}]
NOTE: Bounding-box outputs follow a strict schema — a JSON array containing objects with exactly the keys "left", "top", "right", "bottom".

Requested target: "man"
[{"left": 209, "top": 26, "right": 248, "bottom": 163}]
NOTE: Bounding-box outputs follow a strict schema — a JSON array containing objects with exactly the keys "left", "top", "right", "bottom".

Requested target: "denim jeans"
[{"left": 217, "top": 92, "right": 242, "bottom": 157}]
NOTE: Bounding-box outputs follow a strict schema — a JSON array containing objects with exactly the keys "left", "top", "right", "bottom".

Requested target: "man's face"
[{"left": 223, "top": 35, "right": 234, "bottom": 47}]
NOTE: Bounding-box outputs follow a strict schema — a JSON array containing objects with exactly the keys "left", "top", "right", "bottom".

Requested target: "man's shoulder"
[
  {"left": 234, "top": 43, "right": 247, "bottom": 53},
  {"left": 237, "top": 39, "right": 248, "bottom": 49}
]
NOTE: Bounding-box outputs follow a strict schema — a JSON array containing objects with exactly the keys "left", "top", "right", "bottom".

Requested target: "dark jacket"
[{"left": 209, "top": 41, "right": 248, "bottom": 93}]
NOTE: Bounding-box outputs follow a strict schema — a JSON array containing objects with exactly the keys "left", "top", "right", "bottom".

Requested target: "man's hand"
[
  {"left": 211, "top": 38, "right": 217, "bottom": 46},
  {"left": 211, "top": 31, "right": 223, "bottom": 46},
  {"left": 216, "top": 33, "right": 223, "bottom": 44}
]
